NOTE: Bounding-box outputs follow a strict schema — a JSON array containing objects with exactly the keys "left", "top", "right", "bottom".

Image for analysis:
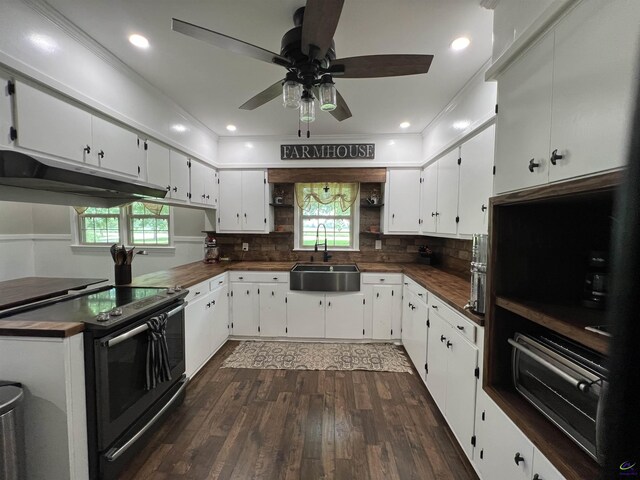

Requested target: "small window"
[
  {"left": 128, "top": 203, "right": 170, "bottom": 245},
  {"left": 78, "top": 207, "right": 121, "bottom": 244},
  {"left": 295, "top": 183, "right": 359, "bottom": 250}
]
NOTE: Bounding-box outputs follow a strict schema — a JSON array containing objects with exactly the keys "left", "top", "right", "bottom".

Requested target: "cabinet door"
[
  {"left": 231, "top": 283, "right": 259, "bottom": 336},
  {"left": 371, "top": 285, "right": 393, "bottom": 340},
  {"left": 436, "top": 149, "right": 460, "bottom": 235},
  {"left": 458, "top": 125, "right": 495, "bottom": 235},
  {"left": 494, "top": 32, "right": 554, "bottom": 194},
  {"left": 548, "top": 0, "right": 639, "bottom": 182},
  {"left": 205, "top": 169, "right": 218, "bottom": 207},
  {"left": 390, "top": 285, "right": 402, "bottom": 340},
  {"left": 14, "top": 81, "right": 92, "bottom": 163},
  {"left": 146, "top": 140, "right": 171, "bottom": 191},
  {"left": 444, "top": 330, "right": 478, "bottom": 459},
  {"left": 210, "top": 285, "right": 229, "bottom": 353},
  {"left": 169, "top": 150, "right": 190, "bottom": 202},
  {"left": 92, "top": 115, "right": 142, "bottom": 177},
  {"left": 401, "top": 290, "right": 415, "bottom": 360},
  {"left": 259, "top": 283, "right": 287, "bottom": 337},
  {"left": 420, "top": 163, "right": 438, "bottom": 233},
  {"left": 286, "top": 292, "right": 325, "bottom": 338},
  {"left": 475, "top": 392, "right": 534, "bottom": 480},
  {"left": 387, "top": 169, "right": 421, "bottom": 233},
  {"left": 412, "top": 298, "right": 428, "bottom": 382},
  {"left": 189, "top": 161, "right": 206, "bottom": 205},
  {"left": 425, "top": 311, "right": 448, "bottom": 411},
  {"left": 218, "top": 170, "right": 242, "bottom": 231},
  {"left": 0, "top": 73, "right": 13, "bottom": 147},
  {"left": 532, "top": 447, "right": 564, "bottom": 480},
  {"left": 325, "top": 293, "right": 365, "bottom": 339},
  {"left": 241, "top": 170, "right": 267, "bottom": 232},
  {"left": 184, "top": 292, "right": 214, "bottom": 378}
]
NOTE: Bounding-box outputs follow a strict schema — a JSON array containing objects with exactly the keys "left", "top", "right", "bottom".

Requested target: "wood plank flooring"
[{"left": 119, "top": 341, "right": 478, "bottom": 480}]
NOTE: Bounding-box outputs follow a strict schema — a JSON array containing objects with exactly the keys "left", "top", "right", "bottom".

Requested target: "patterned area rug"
[{"left": 221, "top": 341, "right": 413, "bottom": 373}]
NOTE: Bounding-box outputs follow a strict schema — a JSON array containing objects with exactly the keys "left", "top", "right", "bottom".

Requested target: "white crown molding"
[{"left": 218, "top": 132, "right": 423, "bottom": 143}]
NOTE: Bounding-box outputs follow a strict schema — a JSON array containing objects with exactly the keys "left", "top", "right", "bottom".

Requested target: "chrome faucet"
[{"left": 314, "top": 223, "right": 332, "bottom": 262}]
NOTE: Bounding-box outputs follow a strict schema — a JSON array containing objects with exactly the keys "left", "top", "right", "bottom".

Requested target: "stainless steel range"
[{"left": 0, "top": 285, "right": 188, "bottom": 479}]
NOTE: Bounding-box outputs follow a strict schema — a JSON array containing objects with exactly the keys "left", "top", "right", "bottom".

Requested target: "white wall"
[
  {"left": 421, "top": 61, "right": 497, "bottom": 163},
  {"left": 218, "top": 134, "right": 423, "bottom": 168},
  {"left": 0, "top": 0, "right": 218, "bottom": 164}
]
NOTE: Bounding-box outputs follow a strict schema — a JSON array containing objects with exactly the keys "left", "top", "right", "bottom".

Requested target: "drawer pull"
[
  {"left": 380, "top": 278, "right": 385, "bottom": 282},
  {"left": 273, "top": 277, "right": 278, "bottom": 280},
  {"left": 218, "top": 281, "right": 223, "bottom": 285},
  {"left": 195, "top": 291, "right": 201, "bottom": 295},
  {"left": 514, "top": 452, "right": 524, "bottom": 466},
  {"left": 431, "top": 305, "right": 438, "bottom": 309},
  {"left": 550, "top": 148, "right": 564, "bottom": 165},
  {"left": 238, "top": 276, "right": 244, "bottom": 280},
  {"left": 456, "top": 325, "right": 465, "bottom": 331},
  {"left": 528, "top": 158, "right": 540, "bottom": 173}
]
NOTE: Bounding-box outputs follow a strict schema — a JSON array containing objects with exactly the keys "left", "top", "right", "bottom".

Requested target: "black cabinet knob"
[
  {"left": 440, "top": 335, "right": 446, "bottom": 343},
  {"left": 481, "top": 204, "right": 487, "bottom": 212},
  {"left": 172, "top": 187, "right": 178, "bottom": 192},
  {"left": 446, "top": 341, "right": 452, "bottom": 348},
  {"left": 528, "top": 158, "right": 540, "bottom": 172},
  {"left": 514, "top": 452, "right": 524, "bottom": 465},
  {"left": 83, "top": 145, "right": 91, "bottom": 154},
  {"left": 411, "top": 305, "right": 416, "bottom": 310},
  {"left": 533, "top": 475, "right": 540, "bottom": 480},
  {"left": 550, "top": 148, "right": 564, "bottom": 165},
  {"left": 98, "top": 150, "right": 105, "bottom": 159},
  {"left": 457, "top": 325, "right": 465, "bottom": 331},
  {"left": 206, "top": 195, "right": 210, "bottom": 199},
  {"left": 376, "top": 292, "right": 380, "bottom": 298},
  {"left": 431, "top": 305, "right": 438, "bottom": 309}
]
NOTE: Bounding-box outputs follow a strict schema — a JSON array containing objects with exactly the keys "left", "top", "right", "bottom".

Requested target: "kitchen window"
[
  {"left": 75, "top": 202, "right": 172, "bottom": 246},
  {"left": 294, "top": 182, "right": 360, "bottom": 250}
]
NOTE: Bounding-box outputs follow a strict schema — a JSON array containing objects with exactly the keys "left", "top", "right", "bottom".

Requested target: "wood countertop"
[
  {"left": 0, "top": 260, "right": 481, "bottom": 337},
  {"left": 0, "top": 276, "right": 107, "bottom": 310}
]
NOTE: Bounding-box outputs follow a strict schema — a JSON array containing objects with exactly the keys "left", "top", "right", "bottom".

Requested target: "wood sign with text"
[{"left": 280, "top": 144, "right": 375, "bottom": 160}]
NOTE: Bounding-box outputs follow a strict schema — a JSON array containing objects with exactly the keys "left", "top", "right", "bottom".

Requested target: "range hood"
[{"left": 0, "top": 150, "right": 168, "bottom": 207}]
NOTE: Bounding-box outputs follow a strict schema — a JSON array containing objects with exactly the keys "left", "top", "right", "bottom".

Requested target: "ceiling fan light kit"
[{"left": 172, "top": 0, "right": 434, "bottom": 133}]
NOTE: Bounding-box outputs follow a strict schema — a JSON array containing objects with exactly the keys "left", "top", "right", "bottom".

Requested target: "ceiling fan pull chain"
[
  {"left": 306, "top": 118, "right": 310, "bottom": 138},
  {"left": 298, "top": 116, "right": 301, "bottom": 138}
]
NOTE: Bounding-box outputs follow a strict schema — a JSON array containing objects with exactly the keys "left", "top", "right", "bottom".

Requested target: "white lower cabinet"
[
  {"left": 286, "top": 291, "right": 325, "bottom": 338},
  {"left": 0, "top": 72, "right": 13, "bottom": 147},
  {"left": 185, "top": 289, "right": 216, "bottom": 378},
  {"left": 230, "top": 283, "right": 259, "bottom": 336},
  {"left": 531, "top": 448, "right": 564, "bottom": 480},
  {"left": 259, "top": 283, "right": 287, "bottom": 337},
  {"left": 369, "top": 285, "right": 402, "bottom": 340},
  {"left": 210, "top": 283, "right": 229, "bottom": 353},
  {"left": 325, "top": 293, "right": 365, "bottom": 339},
  {"left": 425, "top": 311, "right": 449, "bottom": 411},
  {"left": 402, "top": 289, "right": 428, "bottom": 382}
]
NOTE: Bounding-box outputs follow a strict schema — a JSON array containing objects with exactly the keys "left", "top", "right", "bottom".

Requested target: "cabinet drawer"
[
  {"left": 361, "top": 273, "right": 404, "bottom": 285},
  {"left": 403, "top": 276, "right": 428, "bottom": 301},
  {"left": 185, "top": 280, "right": 210, "bottom": 303},
  {"left": 229, "top": 271, "right": 289, "bottom": 283},
  {"left": 209, "top": 273, "right": 228, "bottom": 290},
  {"left": 429, "top": 295, "right": 476, "bottom": 344}
]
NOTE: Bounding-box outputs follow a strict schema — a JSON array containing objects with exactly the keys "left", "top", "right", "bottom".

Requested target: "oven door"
[{"left": 94, "top": 301, "right": 186, "bottom": 450}]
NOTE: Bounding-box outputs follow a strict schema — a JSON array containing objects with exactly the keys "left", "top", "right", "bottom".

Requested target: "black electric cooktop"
[{"left": 0, "top": 286, "right": 187, "bottom": 330}]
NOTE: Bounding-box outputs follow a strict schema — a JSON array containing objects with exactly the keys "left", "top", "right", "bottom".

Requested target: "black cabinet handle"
[
  {"left": 533, "top": 475, "right": 540, "bottom": 480},
  {"left": 550, "top": 148, "right": 564, "bottom": 165},
  {"left": 246, "top": 290, "right": 250, "bottom": 295},
  {"left": 481, "top": 204, "right": 487, "bottom": 212},
  {"left": 457, "top": 325, "right": 465, "bottom": 331},
  {"left": 273, "top": 277, "right": 278, "bottom": 280},
  {"left": 83, "top": 145, "right": 91, "bottom": 154},
  {"left": 244, "top": 213, "right": 247, "bottom": 218},
  {"left": 172, "top": 187, "right": 178, "bottom": 192},
  {"left": 328, "top": 302, "right": 331, "bottom": 307},
  {"left": 206, "top": 302, "right": 211, "bottom": 308},
  {"left": 166, "top": 185, "right": 171, "bottom": 191},
  {"left": 195, "top": 291, "right": 200, "bottom": 295},
  {"left": 528, "top": 158, "right": 540, "bottom": 172},
  {"left": 446, "top": 340, "right": 452, "bottom": 348},
  {"left": 431, "top": 305, "right": 438, "bottom": 309},
  {"left": 206, "top": 195, "right": 210, "bottom": 199},
  {"left": 380, "top": 278, "right": 385, "bottom": 282},
  {"left": 440, "top": 335, "right": 446, "bottom": 343},
  {"left": 238, "top": 276, "right": 243, "bottom": 280},
  {"left": 376, "top": 292, "right": 380, "bottom": 298},
  {"left": 237, "top": 213, "right": 240, "bottom": 218},
  {"left": 411, "top": 305, "right": 416, "bottom": 310},
  {"left": 319, "top": 300, "right": 322, "bottom": 306},
  {"left": 98, "top": 150, "right": 105, "bottom": 159},
  {"left": 392, "top": 213, "right": 395, "bottom": 219},
  {"left": 202, "top": 194, "right": 206, "bottom": 198},
  {"left": 272, "top": 291, "right": 275, "bottom": 296},
  {"left": 514, "top": 452, "right": 524, "bottom": 465}
]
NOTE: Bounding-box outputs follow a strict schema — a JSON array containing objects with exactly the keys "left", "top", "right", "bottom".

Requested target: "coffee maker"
[
  {"left": 466, "top": 234, "right": 488, "bottom": 315},
  {"left": 203, "top": 232, "right": 220, "bottom": 263}
]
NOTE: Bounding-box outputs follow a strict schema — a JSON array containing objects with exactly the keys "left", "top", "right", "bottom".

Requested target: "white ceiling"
[{"left": 43, "top": 0, "right": 493, "bottom": 137}]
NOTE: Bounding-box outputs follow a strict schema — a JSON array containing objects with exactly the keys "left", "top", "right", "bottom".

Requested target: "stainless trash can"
[{"left": 0, "top": 382, "right": 24, "bottom": 480}]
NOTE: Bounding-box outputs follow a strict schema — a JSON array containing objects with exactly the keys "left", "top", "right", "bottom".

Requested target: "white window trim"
[
  {"left": 293, "top": 188, "right": 360, "bottom": 252},
  {"left": 69, "top": 205, "right": 175, "bottom": 251}
]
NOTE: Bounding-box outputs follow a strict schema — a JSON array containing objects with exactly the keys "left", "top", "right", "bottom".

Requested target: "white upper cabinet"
[
  {"left": 0, "top": 74, "right": 13, "bottom": 147},
  {"left": 91, "top": 115, "right": 142, "bottom": 177},
  {"left": 458, "top": 125, "right": 495, "bottom": 235},
  {"left": 386, "top": 169, "right": 421, "bottom": 234},
  {"left": 146, "top": 140, "right": 171, "bottom": 190},
  {"left": 14, "top": 80, "right": 93, "bottom": 164},
  {"left": 206, "top": 169, "right": 219, "bottom": 209},
  {"left": 218, "top": 170, "right": 267, "bottom": 233},
  {"left": 494, "top": 32, "right": 554, "bottom": 194},
  {"left": 169, "top": 150, "right": 190, "bottom": 202},
  {"left": 435, "top": 149, "right": 460, "bottom": 235},
  {"left": 548, "top": 0, "right": 639, "bottom": 182},
  {"left": 189, "top": 161, "right": 217, "bottom": 208},
  {"left": 420, "top": 162, "right": 438, "bottom": 233}
]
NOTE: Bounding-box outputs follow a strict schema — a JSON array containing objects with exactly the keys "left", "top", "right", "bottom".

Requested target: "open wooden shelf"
[
  {"left": 360, "top": 203, "right": 384, "bottom": 208},
  {"left": 269, "top": 203, "right": 294, "bottom": 207},
  {"left": 485, "top": 385, "right": 600, "bottom": 480},
  {"left": 495, "top": 296, "right": 608, "bottom": 354}
]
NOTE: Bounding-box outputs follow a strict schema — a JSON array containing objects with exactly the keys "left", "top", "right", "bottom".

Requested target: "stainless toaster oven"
[{"left": 510, "top": 332, "right": 607, "bottom": 463}]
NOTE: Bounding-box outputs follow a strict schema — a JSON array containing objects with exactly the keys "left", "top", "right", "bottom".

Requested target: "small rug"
[{"left": 221, "top": 341, "right": 413, "bottom": 373}]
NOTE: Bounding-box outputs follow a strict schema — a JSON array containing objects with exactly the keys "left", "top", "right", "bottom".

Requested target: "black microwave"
[{"left": 510, "top": 332, "right": 608, "bottom": 463}]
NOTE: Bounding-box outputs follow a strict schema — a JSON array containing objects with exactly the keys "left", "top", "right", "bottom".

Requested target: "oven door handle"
[
  {"left": 508, "top": 338, "right": 591, "bottom": 392},
  {"left": 103, "top": 302, "right": 187, "bottom": 348},
  {"left": 104, "top": 378, "right": 189, "bottom": 462}
]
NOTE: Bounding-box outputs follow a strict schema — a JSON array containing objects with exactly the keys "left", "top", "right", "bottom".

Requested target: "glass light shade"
[
  {"left": 300, "top": 96, "right": 316, "bottom": 122},
  {"left": 282, "top": 80, "right": 302, "bottom": 109},
  {"left": 319, "top": 82, "right": 337, "bottom": 111}
]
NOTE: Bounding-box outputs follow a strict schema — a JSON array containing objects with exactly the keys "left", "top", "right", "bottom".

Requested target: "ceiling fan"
[{"left": 172, "top": 0, "right": 434, "bottom": 127}]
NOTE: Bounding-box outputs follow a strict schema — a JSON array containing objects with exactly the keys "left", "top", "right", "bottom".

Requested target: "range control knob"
[{"left": 96, "top": 312, "right": 110, "bottom": 322}]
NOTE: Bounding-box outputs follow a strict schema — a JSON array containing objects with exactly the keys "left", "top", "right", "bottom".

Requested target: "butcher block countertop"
[
  {"left": 0, "top": 276, "right": 107, "bottom": 310},
  {"left": 0, "top": 260, "right": 481, "bottom": 337}
]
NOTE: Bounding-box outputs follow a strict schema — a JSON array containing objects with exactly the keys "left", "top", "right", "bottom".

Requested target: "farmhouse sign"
[{"left": 281, "top": 143, "right": 375, "bottom": 160}]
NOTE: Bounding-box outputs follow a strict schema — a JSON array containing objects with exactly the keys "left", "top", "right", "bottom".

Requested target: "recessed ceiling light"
[
  {"left": 388, "top": 140, "right": 396, "bottom": 146},
  {"left": 451, "top": 37, "right": 471, "bottom": 51},
  {"left": 29, "top": 34, "right": 58, "bottom": 53},
  {"left": 226, "top": 124, "right": 237, "bottom": 132},
  {"left": 399, "top": 122, "right": 411, "bottom": 129},
  {"left": 171, "top": 124, "right": 187, "bottom": 133},
  {"left": 453, "top": 120, "right": 471, "bottom": 130},
  {"left": 245, "top": 142, "right": 254, "bottom": 149},
  {"left": 129, "top": 34, "right": 150, "bottom": 49}
]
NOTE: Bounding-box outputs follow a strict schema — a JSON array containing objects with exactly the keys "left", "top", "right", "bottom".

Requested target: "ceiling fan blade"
[
  {"left": 239, "top": 80, "right": 284, "bottom": 110},
  {"left": 328, "top": 54, "right": 434, "bottom": 78},
  {"left": 313, "top": 86, "right": 352, "bottom": 121},
  {"left": 172, "top": 18, "right": 291, "bottom": 67},
  {"left": 301, "top": 0, "right": 344, "bottom": 59}
]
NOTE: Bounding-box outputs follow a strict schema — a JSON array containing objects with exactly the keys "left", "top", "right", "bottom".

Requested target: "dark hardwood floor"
[{"left": 119, "top": 341, "right": 478, "bottom": 480}]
